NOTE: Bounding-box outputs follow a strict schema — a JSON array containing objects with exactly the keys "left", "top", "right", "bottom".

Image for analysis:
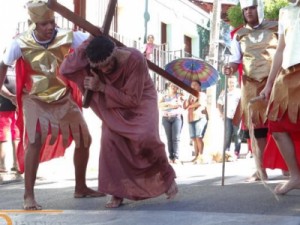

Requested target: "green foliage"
[
  {"left": 227, "top": 0, "right": 289, "bottom": 28},
  {"left": 264, "top": 0, "right": 289, "bottom": 20},
  {"left": 197, "top": 25, "right": 210, "bottom": 59},
  {"left": 227, "top": 4, "right": 243, "bottom": 28}
]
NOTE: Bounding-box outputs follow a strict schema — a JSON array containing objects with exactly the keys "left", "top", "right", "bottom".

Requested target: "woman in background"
[
  {"left": 183, "top": 81, "right": 208, "bottom": 164},
  {"left": 159, "top": 83, "right": 184, "bottom": 164}
]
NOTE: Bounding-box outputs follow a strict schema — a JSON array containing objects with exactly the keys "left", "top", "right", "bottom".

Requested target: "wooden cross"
[
  {"left": 47, "top": 0, "right": 198, "bottom": 107},
  {"left": 83, "top": 0, "right": 117, "bottom": 107}
]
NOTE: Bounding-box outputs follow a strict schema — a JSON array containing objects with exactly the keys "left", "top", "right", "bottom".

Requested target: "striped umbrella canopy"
[{"left": 165, "top": 58, "right": 219, "bottom": 89}]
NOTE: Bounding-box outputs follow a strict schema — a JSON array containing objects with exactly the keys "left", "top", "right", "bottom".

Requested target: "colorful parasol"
[{"left": 164, "top": 58, "right": 219, "bottom": 89}]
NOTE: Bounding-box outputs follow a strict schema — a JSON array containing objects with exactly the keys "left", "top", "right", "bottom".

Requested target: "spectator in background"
[
  {"left": 183, "top": 81, "right": 208, "bottom": 164},
  {"left": 159, "top": 82, "right": 184, "bottom": 164},
  {"left": 143, "top": 34, "right": 158, "bottom": 61},
  {"left": 0, "top": 65, "right": 19, "bottom": 173},
  {"left": 217, "top": 76, "right": 241, "bottom": 159}
]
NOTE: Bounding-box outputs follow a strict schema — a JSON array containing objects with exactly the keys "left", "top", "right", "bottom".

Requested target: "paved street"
[
  {"left": 1, "top": 158, "right": 300, "bottom": 225},
  {"left": 1, "top": 109, "right": 300, "bottom": 225}
]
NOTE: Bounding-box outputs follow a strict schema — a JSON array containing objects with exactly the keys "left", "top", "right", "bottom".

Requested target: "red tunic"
[{"left": 263, "top": 65, "right": 300, "bottom": 170}]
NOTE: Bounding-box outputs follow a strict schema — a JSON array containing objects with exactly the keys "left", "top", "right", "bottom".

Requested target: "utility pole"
[
  {"left": 205, "top": 0, "right": 223, "bottom": 174},
  {"left": 144, "top": 0, "right": 150, "bottom": 44},
  {"left": 208, "top": 0, "right": 221, "bottom": 69}
]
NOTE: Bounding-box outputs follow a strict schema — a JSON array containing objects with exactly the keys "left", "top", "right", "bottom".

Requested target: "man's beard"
[{"left": 103, "top": 58, "right": 118, "bottom": 75}]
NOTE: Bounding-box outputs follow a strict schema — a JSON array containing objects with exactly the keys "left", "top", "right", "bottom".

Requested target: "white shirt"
[
  {"left": 217, "top": 88, "right": 241, "bottom": 119},
  {"left": 2, "top": 30, "right": 89, "bottom": 66}
]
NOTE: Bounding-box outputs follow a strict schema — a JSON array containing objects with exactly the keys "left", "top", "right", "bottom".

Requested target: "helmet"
[{"left": 239, "top": 0, "right": 264, "bottom": 25}]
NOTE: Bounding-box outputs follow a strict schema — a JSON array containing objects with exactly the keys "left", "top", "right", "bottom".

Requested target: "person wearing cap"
[
  {"left": 60, "top": 35, "right": 178, "bottom": 208},
  {"left": 0, "top": 1, "right": 105, "bottom": 210},
  {"left": 260, "top": 0, "right": 300, "bottom": 194},
  {"left": 223, "top": 0, "right": 278, "bottom": 182}
]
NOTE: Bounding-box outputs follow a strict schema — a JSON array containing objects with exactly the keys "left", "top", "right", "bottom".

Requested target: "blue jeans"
[
  {"left": 188, "top": 117, "right": 208, "bottom": 139},
  {"left": 162, "top": 115, "right": 183, "bottom": 160},
  {"left": 224, "top": 117, "right": 241, "bottom": 153}
]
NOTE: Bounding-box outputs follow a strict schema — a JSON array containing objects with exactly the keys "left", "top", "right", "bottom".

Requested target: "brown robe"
[{"left": 60, "top": 41, "right": 176, "bottom": 200}]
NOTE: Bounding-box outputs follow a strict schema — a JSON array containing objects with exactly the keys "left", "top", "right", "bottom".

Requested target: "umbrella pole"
[{"left": 221, "top": 74, "right": 228, "bottom": 186}]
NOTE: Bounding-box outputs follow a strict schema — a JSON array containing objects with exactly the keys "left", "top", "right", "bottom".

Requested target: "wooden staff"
[
  {"left": 250, "top": 95, "right": 265, "bottom": 103},
  {"left": 47, "top": 0, "right": 198, "bottom": 107}
]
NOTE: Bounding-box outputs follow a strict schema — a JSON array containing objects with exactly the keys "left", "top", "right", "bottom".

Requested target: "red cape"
[{"left": 15, "top": 57, "right": 82, "bottom": 173}]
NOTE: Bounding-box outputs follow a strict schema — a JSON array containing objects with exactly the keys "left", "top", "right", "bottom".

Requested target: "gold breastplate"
[
  {"left": 237, "top": 21, "right": 278, "bottom": 82},
  {"left": 17, "top": 28, "right": 73, "bottom": 102}
]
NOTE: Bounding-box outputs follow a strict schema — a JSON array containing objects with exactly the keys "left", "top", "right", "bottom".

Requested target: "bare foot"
[
  {"left": 274, "top": 178, "right": 300, "bottom": 195},
  {"left": 166, "top": 180, "right": 178, "bottom": 199},
  {"left": 245, "top": 171, "right": 268, "bottom": 183},
  {"left": 74, "top": 187, "right": 106, "bottom": 198},
  {"left": 105, "top": 196, "right": 123, "bottom": 208},
  {"left": 23, "top": 196, "right": 42, "bottom": 210}
]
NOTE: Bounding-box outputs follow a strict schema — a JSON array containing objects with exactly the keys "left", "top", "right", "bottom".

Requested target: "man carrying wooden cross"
[
  {"left": 47, "top": 0, "right": 178, "bottom": 208},
  {"left": 60, "top": 28, "right": 178, "bottom": 209},
  {"left": 0, "top": 1, "right": 105, "bottom": 210}
]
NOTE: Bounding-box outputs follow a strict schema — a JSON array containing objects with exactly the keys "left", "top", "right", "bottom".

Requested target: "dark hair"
[
  {"left": 193, "top": 80, "right": 201, "bottom": 86},
  {"left": 85, "top": 36, "right": 115, "bottom": 63}
]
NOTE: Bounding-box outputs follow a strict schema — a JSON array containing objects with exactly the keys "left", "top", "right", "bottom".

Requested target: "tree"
[
  {"left": 264, "top": 0, "right": 289, "bottom": 20},
  {"left": 227, "top": 0, "right": 289, "bottom": 28}
]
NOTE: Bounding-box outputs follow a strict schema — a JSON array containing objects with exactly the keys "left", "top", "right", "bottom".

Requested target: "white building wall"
[
  {"left": 85, "top": 0, "right": 210, "bottom": 58},
  {"left": 117, "top": 0, "right": 145, "bottom": 41},
  {"left": 86, "top": 0, "right": 107, "bottom": 26},
  {"left": 0, "top": 0, "right": 210, "bottom": 59}
]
